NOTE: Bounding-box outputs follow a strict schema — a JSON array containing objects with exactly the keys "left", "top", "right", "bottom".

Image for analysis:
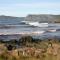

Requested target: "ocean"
[{"left": 0, "top": 19, "right": 60, "bottom": 40}]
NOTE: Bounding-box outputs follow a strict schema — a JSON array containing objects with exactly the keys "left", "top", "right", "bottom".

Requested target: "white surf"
[{"left": 21, "top": 21, "right": 48, "bottom": 27}]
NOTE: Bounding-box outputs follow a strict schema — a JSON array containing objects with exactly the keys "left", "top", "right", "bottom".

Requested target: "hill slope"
[
  {"left": 25, "top": 14, "right": 60, "bottom": 23},
  {"left": 0, "top": 15, "right": 25, "bottom": 24},
  {"left": 0, "top": 15, "right": 25, "bottom": 20}
]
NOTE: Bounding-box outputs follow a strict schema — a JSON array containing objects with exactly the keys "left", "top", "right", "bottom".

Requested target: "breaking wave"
[{"left": 21, "top": 21, "right": 48, "bottom": 27}]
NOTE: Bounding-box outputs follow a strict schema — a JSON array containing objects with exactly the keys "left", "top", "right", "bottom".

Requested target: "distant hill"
[
  {"left": 0, "top": 15, "right": 25, "bottom": 21},
  {"left": 0, "top": 15, "right": 25, "bottom": 25},
  {"left": 25, "top": 14, "right": 60, "bottom": 23},
  {"left": 0, "top": 15, "right": 60, "bottom": 23}
]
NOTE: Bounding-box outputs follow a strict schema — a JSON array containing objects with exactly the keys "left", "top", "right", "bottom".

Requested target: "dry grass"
[{"left": 0, "top": 39, "right": 60, "bottom": 60}]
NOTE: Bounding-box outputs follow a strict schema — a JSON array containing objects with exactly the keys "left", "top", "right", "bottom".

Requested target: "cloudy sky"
[{"left": 0, "top": 0, "right": 60, "bottom": 17}]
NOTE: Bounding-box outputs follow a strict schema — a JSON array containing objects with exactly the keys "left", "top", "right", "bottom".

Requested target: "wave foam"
[
  {"left": 21, "top": 21, "right": 48, "bottom": 27},
  {"left": 31, "top": 31, "right": 45, "bottom": 35},
  {"left": 47, "top": 29, "right": 56, "bottom": 32}
]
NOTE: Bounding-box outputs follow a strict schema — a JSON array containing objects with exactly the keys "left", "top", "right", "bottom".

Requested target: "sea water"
[{"left": 0, "top": 19, "right": 60, "bottom": 40}]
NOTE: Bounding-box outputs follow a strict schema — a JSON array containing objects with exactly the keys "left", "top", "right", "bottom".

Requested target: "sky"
[{"left": 0, "top": 0, "right": 60, "bottom": 17}]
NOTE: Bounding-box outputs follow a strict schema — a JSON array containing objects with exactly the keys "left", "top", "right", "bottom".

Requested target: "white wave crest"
[
  {"left": 21, "top": 21, "right": 48, "bottom": 27},
  {"left": 32, "top": 31, "right": 45, "bottom": 35},
  {"left": 48, "top": 29, "right": 56, "bottom": 32}
]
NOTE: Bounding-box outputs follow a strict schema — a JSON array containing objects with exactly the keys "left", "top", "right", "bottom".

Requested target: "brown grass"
[{"left": 0, "top": 39, "right": 60, "bottom": 60}]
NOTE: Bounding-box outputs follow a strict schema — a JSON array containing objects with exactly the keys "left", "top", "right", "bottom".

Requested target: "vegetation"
[{"left": 0, "top": 36, "right": 60, "bottom": 60}]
